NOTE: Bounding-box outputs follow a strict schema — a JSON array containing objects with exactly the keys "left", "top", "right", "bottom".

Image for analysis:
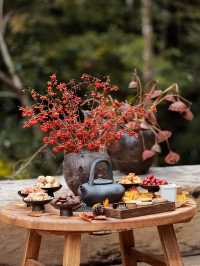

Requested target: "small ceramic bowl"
[
  {"left": 41, "top": 184, "right": 62, "bottom": 197},
  {"left": 56, "top": 201, "right": 82, "bottom": 217},
  {"left": 120, "top": 183, "right": 141, "bottom": 189},
  {"left": 141, "top": 185, "right": 160, "bottom": 193},
  {"left": 18, "top": 190, "right": 28, "bottom": 199},
  {"left": 18, "top": 191, "right": 30, "bottom": 207},
  {"left": 24, "top": 198, "right": 53, "bottom": 212}
]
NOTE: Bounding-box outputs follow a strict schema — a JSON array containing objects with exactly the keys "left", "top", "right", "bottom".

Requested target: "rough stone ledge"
[{"left": 0, "top": 165, "right": 200, "bottom": 266}]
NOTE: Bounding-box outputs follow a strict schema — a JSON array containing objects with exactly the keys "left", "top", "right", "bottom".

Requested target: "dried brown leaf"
[
  {"left": 165, "top": 151, "right": 180, "bottom": 165},
  {"left": 145, "top": 112, "right": 157, "bottom": 124},
  {"left": 142, "top": 149, "right": 155, "bottom": 160},
  {"left": 165, "top": 95, "right": 176, "bottom": 102},
  {"left": 150, "top": 90, "right": 162, "bottom": 99},
  {"left": 140, "top": 121, "right": 150, "bottom": 130},
  {"left": 183, "top": 109, "right": 194, "bottom": 121},
  {"left": 157, "top": 130, "right": 172, "bottom": 143},
  {"left": 168, "top": 101, "right": 188, "bottom": 113}
]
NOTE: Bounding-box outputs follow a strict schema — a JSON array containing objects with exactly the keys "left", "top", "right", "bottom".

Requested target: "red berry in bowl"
[{"left": 142, "top": 175, "right": 168, "bottom": 186}]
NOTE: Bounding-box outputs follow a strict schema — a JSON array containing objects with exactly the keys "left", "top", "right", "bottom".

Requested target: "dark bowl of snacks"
[
  {"left": 118, "top": 173, "right": 141, "bottom": 190},
  {"left": 24, "top": 192, "right": 53, "bottom": 212},
  {"left": 18, "top": 190, "right": 28, "bottom": 199},
  {"left": 18, "top": 190, "right": 29, "bottom": 207},
  {"left": 36, "top": 175, "right": 62, "bottom": 197},
  {"left": 18, "top": 187, "right": 44, "bottom": 207},
  {"left": 141, "top": 185, "right": 160, "bottom": 193},
  {"left": 41, "top": 185, "right": 62, "bottom": 197},
  {"left": 121, "top": 183, "right": 137, "bottom": 189},
  {"left": 141, "top": 175, "right": 168, "bottom": 193},
  {"left": 54, "top": 194, "right": 81, "bottom": 217}
]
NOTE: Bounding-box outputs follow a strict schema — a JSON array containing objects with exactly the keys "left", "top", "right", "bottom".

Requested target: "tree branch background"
[{"left": 0, "top": 0, "right": 199, "bottom": 178}]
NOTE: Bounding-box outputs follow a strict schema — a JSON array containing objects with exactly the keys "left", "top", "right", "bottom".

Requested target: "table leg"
[
  {"left": 63, "top": 233, "right": 81, "bottom": 266},
  {"left": 158, "top": 224, "right": 183, "bottom": 266},
  {"left": 21, "top": 230, "right": 42, "bottom": 266},
  {"left": 119, "top": 230, "right": 137, "bottom": 266}
]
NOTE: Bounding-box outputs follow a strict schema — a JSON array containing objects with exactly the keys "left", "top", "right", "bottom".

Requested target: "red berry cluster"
[
  {"left": 20, "top": 74, "right": 148, "bottom": 154},
  {"left": 142, "top": 175, "right": 168, "bottom": 186},
  {"left": 20, "top": 72, "right": 194, "bottom": 165}
]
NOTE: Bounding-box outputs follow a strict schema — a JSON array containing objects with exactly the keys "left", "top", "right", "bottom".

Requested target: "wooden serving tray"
[{"left": 104, "top": 201, "right": 175, "bottom": 219}]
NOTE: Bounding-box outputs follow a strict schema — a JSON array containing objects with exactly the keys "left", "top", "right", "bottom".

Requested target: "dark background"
[{"left": 0, "top": 0, "right": 200, "bottom": 178}]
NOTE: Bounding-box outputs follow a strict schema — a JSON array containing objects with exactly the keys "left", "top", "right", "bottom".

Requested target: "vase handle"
[{"left": 88, "top": 159, "right": 113, "bottom": 185}]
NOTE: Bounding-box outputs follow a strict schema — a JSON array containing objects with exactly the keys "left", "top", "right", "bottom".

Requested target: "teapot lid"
[{"left": 93, "top": 178, "right": 113, "bottom": 185}]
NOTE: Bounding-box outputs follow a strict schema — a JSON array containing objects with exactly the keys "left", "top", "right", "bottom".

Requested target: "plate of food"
[
  {"left": 123, "top": 188, "right": 153, "bottom": 205},
  {"left": 24, "top": 192, "right": 53, "bottom": 212},
  {"left": 36, "top": 175, "right": 62, "bottom": 197},
  {"left": 54, "top": 194, "right": 81, "bottom": 217},
  {"left": 18, "top": 187, "right": 44, "bottom": 206},
  {"left": 141, "top": 175, "right": 168, "bottom": 193},
  {"left": 118, "top": 173, "right": 141, "bottom": 189}
]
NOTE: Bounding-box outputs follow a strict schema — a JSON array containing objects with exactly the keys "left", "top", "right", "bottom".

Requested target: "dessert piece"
[
  {"left": 18, "top": 187, "right": 45, "bottom": 207},
  {"left": 54, "top": 194, "right": 81, "bottom": 216},
  {"left": 119, "top": 173, "right": 141, "bottom": 185},
  {"left": 36, "top": 175, "right": 60, "bottom": 188},
  {"left": 24, "top": 191, "right": 53, "bottom": 212},
  {"left": 176, "top": 191, "right": 189, "bottom": 203},
  {"left": 20, "top": 186, "right": 43, "bottom": 195},
  {"left": 55, "top": 194, "right": 81, "bottom": 208},
  {"left": 123, "top": 188, "right": 153, "bottom": 203},
  {"left": 25, "top": 192, "right": 52, "bottom": 202},
  {"left": 79, "top": 212, "right": 95, "bottom": 222},
  {"left": 123, "top": 188, "right": 140, "bottom": 202},
  {"left": 79, "top": 212, "right": 107, "bottom": 222},
  {"left": 103, "top": 198, "right": 110, "bottom": 208}
]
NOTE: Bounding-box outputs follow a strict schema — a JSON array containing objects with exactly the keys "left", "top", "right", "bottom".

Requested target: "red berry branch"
[
  {"left": 20, "top": 74, "right": 145, "bottom": 154},
  {"left": 20, "top": 73, "right": 193, "bottom": 165}
]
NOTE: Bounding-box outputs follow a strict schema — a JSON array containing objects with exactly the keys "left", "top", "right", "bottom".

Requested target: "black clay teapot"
[{"left": 78, "top": 159, "right": 125, "bottom": 206}]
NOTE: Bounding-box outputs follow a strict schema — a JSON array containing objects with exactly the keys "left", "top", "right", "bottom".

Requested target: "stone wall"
[{"left": 0, "top": 165, "right": 200, "bottom": 265}]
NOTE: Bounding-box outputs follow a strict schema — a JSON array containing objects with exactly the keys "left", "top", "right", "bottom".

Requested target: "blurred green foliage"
[{"left": 1, "top": 0, "right": 200, "bottom": 178}]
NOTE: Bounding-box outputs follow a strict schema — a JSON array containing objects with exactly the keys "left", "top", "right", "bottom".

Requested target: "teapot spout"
[{"left": 78, "top": 185, "right": 86, "bottom": 197}]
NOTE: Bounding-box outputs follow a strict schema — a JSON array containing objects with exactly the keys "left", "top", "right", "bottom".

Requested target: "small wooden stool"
[{"left": 0, "top": 201, "right": 196, "bottom": 266}]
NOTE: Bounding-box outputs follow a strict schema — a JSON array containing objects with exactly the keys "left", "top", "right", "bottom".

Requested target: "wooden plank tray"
[{"left": 104, "top": 201, "right": 176, "bottom": 219}]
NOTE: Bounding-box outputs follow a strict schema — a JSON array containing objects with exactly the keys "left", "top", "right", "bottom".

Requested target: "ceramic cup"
[{"left": 159, "top": 184, "right": 177, "bottom": 202}]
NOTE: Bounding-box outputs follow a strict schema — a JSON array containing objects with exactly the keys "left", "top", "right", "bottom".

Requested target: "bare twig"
[
  {"left": 0, "top": 0, "right": 29, "bottom": 105},
  {"left": 0, "top": 0, "right": 3, "bottom": 24},
  {"left": 0, "top": 69, "right": 20, "bottom": 91},
  {"left": 141, "top": 0, "right": 153, "bottom": 82},
  {"left": 10, "top": 144, "right": 48, "bottom": 179},
  {"left": 0, "top": 33, "right": 23, "bottom": 91},
  {"left": 0, "top": 10, "right": 12, "bottom": 35},
  {"left": 0, "top": 90, "right": 18, "bottom": 98}
]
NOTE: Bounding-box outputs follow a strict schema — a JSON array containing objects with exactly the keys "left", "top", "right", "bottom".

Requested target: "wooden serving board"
[{"left": 104, "top": 201, "right": 175, "bottom": 219}]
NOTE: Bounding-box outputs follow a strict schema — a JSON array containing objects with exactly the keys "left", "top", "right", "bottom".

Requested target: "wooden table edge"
[{"left": 0, "top": 201, "right": 197, "bottom": 233}]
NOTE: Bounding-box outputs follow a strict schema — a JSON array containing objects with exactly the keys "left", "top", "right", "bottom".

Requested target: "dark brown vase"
[
  {"left": 63, "top": 150, "right": 111, "bottom": 195},
  {"left": 107, "top": 130, "right": 155, "bottom": 175}
]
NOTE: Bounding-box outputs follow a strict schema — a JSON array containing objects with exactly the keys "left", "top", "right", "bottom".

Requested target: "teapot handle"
[{"left": 88, "top": 159, "right": 113, "bottom": 185}]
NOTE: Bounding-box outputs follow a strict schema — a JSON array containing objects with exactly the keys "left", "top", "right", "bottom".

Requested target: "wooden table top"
[{"left": 0, "top": 201, "right": 196, "bottom": 233}]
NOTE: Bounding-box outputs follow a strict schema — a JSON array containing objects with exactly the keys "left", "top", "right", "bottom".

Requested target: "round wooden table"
[{"left": 0, "top": 201, "right": 196, "bottom": 266}]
